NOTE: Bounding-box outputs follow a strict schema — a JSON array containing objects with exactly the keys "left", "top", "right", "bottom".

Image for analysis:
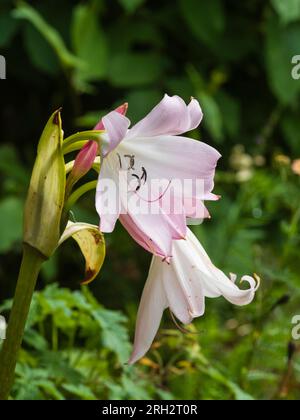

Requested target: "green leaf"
[
  {"left": 228, "top": 383, "right": 254, "bottom": 401},
  {"left": 109, "top": 52, "right": 164, "bottom": 87},
  {"left": 271, "top": 0, "right": 300, "bottom": 24},
  {"left": 24, "top": 329, "right": 48, "bottom": 352},
  {"left": 187, "top": 66, "right": 224, "bottom": 142},
  {"left": 0, "top": 145, "right": 28, "bottom": 187},
  {"left": 217, "top": 91, "right": 241, "bottom": 139},
  {"left": 199, "top": 92, "right": 224, "bottom": 143},
  {"left": 14, "top": 364, "right": 65, "bottom": 400},
  {"left": 125, "top": 89, "right": 162, "bottom": 123},
  {"left": 0, "top": 12, "right": 18, "bottom": 47},
  {"left": 62, "top": 383, "right": 97, "bottom": 400},
  {"left": 13, "top": 2, "right": 82, "bottom": 70},
  {"left": 71, "top": 4, "right": 107, "bottom": 89},
  {"left": 23, "top": 24, "right": 60, "bottom": 75},
  {"left": 105, "top": 381, "right": 126, "bottom": 400},
  {"left": 122, "top": 376, "right": 152, "bottom": 399},
  {"left": 170, "top": 372, "right": 199, "bottom": 399},
  {"left": 108, "top": 20, "right": 163, "bottom": 53},
  {"left": 0, "top": 197, "right": 23, "bottom": 253},
  {"left": 179, "top": 0, "right": 225, "bottom": 49},
  {"left": 265, "top": 15, "right": 300, "bottom": 104},
  {"left": 118, "top": 0, "right": 146, "bottom": 13},
  {"left": 37, "top": 380, "right": 64, "bottom": 400},
  {"left": 76, "top": 111, "right": 103, "bottom": 128},
  {"left": 281, "top": 113, "right": 300, "bottom": 154},
  {"left": 39, "top": 351, "right": 82, "bottom": 384},
  {"left": 92, "top": 308, "right": 131, "bottom": 362}
]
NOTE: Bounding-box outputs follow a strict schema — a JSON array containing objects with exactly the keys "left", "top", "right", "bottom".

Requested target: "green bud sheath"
[{"left": 23, "top": 109, "right": 66, "bottom": 259}]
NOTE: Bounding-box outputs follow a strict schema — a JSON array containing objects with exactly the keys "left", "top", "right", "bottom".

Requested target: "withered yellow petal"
[{"left": 59, "top": 222, "right": 106, "bottom": 285}]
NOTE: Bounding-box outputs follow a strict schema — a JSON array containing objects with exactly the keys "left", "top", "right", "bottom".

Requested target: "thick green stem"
[
  {"left": 65, "top": 181, "right": 98, "bottom": 213},
  {"left": 0, "top": 244, "right": 45, "bottom": 400},
  {"left": 63, "top": 131, "right": 103, "bottom": 153},
  {"left": 63, "top": 140, "right": 88, "bottom": 155}
]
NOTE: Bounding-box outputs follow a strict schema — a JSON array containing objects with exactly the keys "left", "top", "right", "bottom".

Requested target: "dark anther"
[
  {"left": 141, "top": 167, "right": 148, "bottom": 183},
  {"left": 124, "top": 154, "right": 135, "bottom": 170},
  {"left": 131, "top": 174, "right": 141, "bottom": 191}
]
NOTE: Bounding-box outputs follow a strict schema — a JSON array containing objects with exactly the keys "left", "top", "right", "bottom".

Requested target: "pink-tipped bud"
[
  {"left": 94, "top": 102, "right": 128, "bottom": 130},
  {"left": 115, "top": 102, "right": 129, "bottom": 116},
  {"left": 70, "top": 140, "right": 99, "bottom": 185}
]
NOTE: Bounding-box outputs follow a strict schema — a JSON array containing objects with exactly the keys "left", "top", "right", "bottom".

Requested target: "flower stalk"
[
  {"left": 0, "top": 244, "right": 45, "bottom": 400},
  {"left": 65, "top": 181, "right": 98, "bottom": 212},
  {"left": 62, "top": 130, "right": 103, "bottom": 152}
]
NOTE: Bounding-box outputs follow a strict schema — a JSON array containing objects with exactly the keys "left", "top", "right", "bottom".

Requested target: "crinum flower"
[
  {"left": 95, "top": 95, "right": 221, "bottom": 259},
  {"left": 129, "top": 228, "right": 260, "bottom": 364}
]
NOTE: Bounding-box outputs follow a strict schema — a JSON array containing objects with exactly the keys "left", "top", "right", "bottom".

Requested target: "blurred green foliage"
[{"left": 0, "top": 0, "right": 300, "bottom": 400}]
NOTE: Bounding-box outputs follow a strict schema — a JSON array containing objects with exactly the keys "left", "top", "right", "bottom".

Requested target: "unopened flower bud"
[
  {"left": 68, "top": 140, "right": 98, "bottom": 187},
  {"left": 23, "top": 109, "right": 66, "bottom": 259}
]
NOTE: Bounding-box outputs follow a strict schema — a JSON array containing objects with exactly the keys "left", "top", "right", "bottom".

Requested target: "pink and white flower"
[
  {"left": 96, "top": 95, "right": 221, "bottom": 259},
  {"left": 129, "top": 228, "right": 259, "bottom": 364}
]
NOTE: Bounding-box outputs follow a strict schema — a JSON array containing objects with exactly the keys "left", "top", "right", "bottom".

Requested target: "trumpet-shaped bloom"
[
  {"left": 129, "top": 228, "right": 259, "bottom": 364},
  {"left": 96, "top": 95, "right": 221, "bottom": 259}
]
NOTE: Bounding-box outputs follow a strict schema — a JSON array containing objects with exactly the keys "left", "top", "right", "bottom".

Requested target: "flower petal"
[
  {"left": 171, "top": 241, "right": 206, "bottom": 318},
  {"left": 96, "top": 155, "right": 121, "bottom": 233},
  {"left": 128, "top": 95, "right": 203, "bottom": 138},
  {"left": 217, "top": 275, "right": 258, "bottom": 306},
  {"left": 185, "top": 229, "right": 258, "bottom": 304},
  {"left": 101, "top": 111, "right": 130, "bottom": 156},
  {"left": 188, "top": 98, "right": 203, "bottom": 130},
  {"left": 119, "top": 209, "right": 185, "bottom": 259},
  {"left": 122, "top": 134, "right": 221, "bottom": 202},
  {"left": 128, "top": 258, "right": 168, "bottom": 364},
  {"left": 160, "top": 264, "right": 195, "bottom": 325},
  {"left": 184, "top": 197, "right": 211, "bottom": 221}
]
